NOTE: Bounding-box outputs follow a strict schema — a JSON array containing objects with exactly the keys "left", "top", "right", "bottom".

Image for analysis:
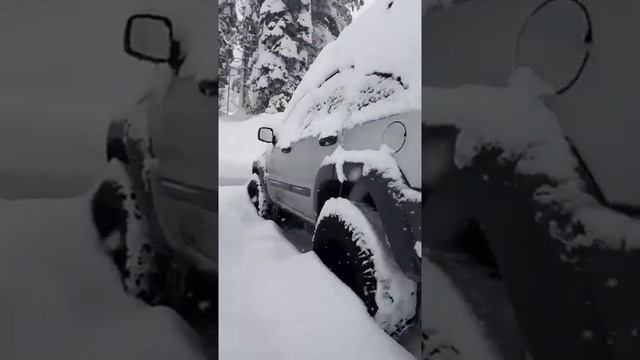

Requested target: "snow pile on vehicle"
[
  {"left": 535, "top": 182, "right": 640, "bottom": 250},
  {"left": 424, "top": 68, "right": 640, "bottom": 250},
  {"left": 0, "top": 197, "right": 204, "bottom": 360},
  {"left": 275, "top": 0, "right": 420, "bottom": 148},
  {"left": 219, "top": 186, "right": 416, "bottom": 360},
  {"left": 424, "top": 68, "right": 572, "bottom": 179},
  {"left": 322, "top": 145, "right": 421, "bottom": 203},
  {"left": 317, "top": 197, "right": 417, "bottom": 336}
]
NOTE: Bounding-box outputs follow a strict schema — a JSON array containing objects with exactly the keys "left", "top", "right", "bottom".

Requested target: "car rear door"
[{"left": 148, "top": 76, "right": 218, "bottom": 259}]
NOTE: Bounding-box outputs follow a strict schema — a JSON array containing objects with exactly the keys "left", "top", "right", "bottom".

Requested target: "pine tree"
[
  {"left": 218, "top": 0, "right": 237, "bottom": 107},
  {"left": 247, "top": 0, "right": 312, "bottom": 114},
  {"left": 310, "top": 0, "right": 364, "bottom": 62},
  {"left": 237, "top": 0, "right": 261, "bottom": 110}
]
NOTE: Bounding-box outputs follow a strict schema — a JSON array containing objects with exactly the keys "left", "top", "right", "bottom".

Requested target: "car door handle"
[
  {"left": 281, "top": 147, "right": 291, "bottom": 153},
  {"left": 319, "top": 135, "right": 337, "bottom": 147}
]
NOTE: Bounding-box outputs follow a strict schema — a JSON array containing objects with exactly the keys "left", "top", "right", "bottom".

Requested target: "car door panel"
[
  {"left": 266, "top": 134, "right": 340, "bottom": 220},
  {"left": 145, "top": 76, "right": 217, "bottom": 264},
  {"left": 150, "top": 76, "right": 217, "bottom": 199}
]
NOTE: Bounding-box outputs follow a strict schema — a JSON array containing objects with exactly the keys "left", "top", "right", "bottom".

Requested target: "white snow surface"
[
  {"left": 276, "top": 0, "right": 421, "bottom": 148},
  {"left": 0, "top": 195, "right": 204, "bottom": 360},
  {"left": 317, "top": 197, "right": 417, "bottom": 336},
  {"left": 422, "top": 259, "right": 499, "bottom": 360},
  {"left": 219, "top": 186, "right": 415, "bottom": 360},
  {"left": 424, "top": 68, "right": 640, "bottom": 250},
  {"left": 322, "top": 145, "right": 422, "bottom": 203}
]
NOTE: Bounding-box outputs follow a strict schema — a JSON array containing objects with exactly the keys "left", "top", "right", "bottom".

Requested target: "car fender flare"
[
  {"left": 314, "top": 162, "right": 421, "bottom": 279},
  {"left": 425, "top": 125, "right": 639, "bottom": 359},
  {"left": 107, "top": 119, "right": 130, "bottom": 164}
]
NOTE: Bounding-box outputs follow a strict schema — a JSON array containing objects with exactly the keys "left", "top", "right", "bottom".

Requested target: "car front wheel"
[
  {"left": 247, "top": 173, "right": 272, "bottom": 219},
  {"left": 90, "top": 159, "right": 160, "bottom": 304},
  {"left": 312, "top": 198, "right": 417, "bottom": 338}
]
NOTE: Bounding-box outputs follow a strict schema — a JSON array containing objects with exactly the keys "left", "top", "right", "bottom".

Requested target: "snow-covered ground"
[
  {"left": 0, "top": 194, "right": 205, "bottom": 360},
  {"left": 218, "top": 185, "right": 417, "bottom": 359}
]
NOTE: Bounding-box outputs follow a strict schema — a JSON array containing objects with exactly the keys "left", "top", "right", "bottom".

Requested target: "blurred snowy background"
[{"left": 0, "top": 0, "right": 155, "bottom": 199}]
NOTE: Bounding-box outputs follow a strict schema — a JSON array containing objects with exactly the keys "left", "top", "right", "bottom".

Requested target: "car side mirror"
[
  {"left": 258, "top": 127, "right": 276, "bottom": 144},
  {"left": 319, "top": 135, "right": 337, "bottom": 147},
  {"left": 124, "top": 14, "right": 178, "bottom": 65}
]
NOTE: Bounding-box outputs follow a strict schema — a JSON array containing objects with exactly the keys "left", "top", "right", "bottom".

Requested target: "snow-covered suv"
[
  {"left": 422, "top": 1, "right": 640, "bottom": 359},
  {"left": 89, "top": 5, "right": 217, "bottom": 349},
  {"left": 248, "top": 0, "right": 421, "bottom": 338}
]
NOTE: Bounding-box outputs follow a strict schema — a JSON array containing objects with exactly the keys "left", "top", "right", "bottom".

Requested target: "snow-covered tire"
[
  {"left": 90, "top": 159, "right": 159, "bottom": 304},
  {"left": 313, "top": 198, "right": 417, "bottom": 338},
  {"left": 247, "top": 173, "right": 271, "bottom": 219}
]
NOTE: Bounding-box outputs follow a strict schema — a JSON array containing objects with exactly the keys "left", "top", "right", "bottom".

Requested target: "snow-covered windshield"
[
  {"left": 295, "top": 69, "right": 408, "bottom": 130},
  {"left": 275, "top": 0, "right": 420, "bottom": 148}
]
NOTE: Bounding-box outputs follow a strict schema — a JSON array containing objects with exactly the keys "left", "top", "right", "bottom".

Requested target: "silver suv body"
[{"left": 263, "top": 110, "right": 421, "bottom": 225}]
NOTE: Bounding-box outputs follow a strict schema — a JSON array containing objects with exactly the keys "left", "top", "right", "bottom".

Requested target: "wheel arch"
[
  {"left": 423, "top": 123, "right": 625, "bottom": 359},
  {"left": 314, "top": 162, "right": 421, "bottom": 279},
  {"left": 107, "top": 119, "right": 131, "bottom": 164}
]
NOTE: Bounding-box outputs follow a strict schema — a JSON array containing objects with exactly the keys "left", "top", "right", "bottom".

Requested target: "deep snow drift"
[
  {"left": 0, "top": 196, "right": 205, "bottom": 360},
  {"left": 218, "top": 186, "right": 416, "bottom": 360}
]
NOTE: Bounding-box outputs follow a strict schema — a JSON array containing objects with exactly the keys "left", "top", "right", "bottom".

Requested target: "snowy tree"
[
  {"left": 247, "top": 0, "right": 313, "bottom": 114},
  {"left": 236, "top": 0, "right": 261, "bottom": 110},
  {"left": 219, "top": 0, "right": 237, "bottom": 106},
  {"left": 310, "top": 0, "right": 363, "bottom": 62}
]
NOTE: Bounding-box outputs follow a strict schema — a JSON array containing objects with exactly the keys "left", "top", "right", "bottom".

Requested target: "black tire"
[
  {"left": 90, "top": 159, "right": 160, "bottom": 304},
  {"left": 312, "top": 198, "right": 417, "bottom": 338},
  {"left": 247, "top": 173, "right": 272, "bottom": 219}
]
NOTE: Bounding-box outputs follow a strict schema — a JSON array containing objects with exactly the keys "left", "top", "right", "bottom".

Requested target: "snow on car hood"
[
  {"left": 137, "top": 0, "right": 216, "bottom": 80},
  {"left": 276, "top": 0, "right": 420, "bottom": 148}
]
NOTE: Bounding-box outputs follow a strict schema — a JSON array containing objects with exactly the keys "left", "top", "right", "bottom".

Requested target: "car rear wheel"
[
  {"left": 247, "top": 173, "right": 272, "bottom": 219},
  {"left": 312, "top": 198, "right": 417, "bottom": 338}
]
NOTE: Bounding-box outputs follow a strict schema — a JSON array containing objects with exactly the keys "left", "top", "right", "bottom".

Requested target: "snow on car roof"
[{"left": 276, "top": 0, "right": 420, "bottom": 148}]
